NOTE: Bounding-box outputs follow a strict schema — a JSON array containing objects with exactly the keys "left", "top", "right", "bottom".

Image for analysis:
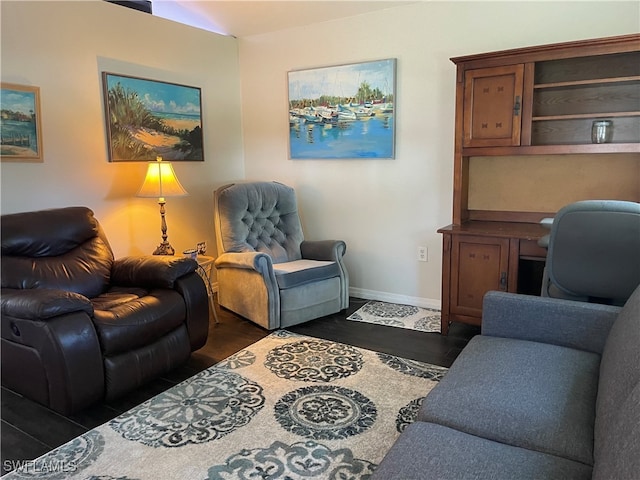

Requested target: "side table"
[{"left": 195, "top": 255, "right": 219, "bottom": 324}]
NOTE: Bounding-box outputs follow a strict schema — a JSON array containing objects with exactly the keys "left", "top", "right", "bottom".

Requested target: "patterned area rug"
[
  {"left": 6, "top": 331, "right": 448, "bottom": 480},
  {"left": 348, "top": 301, "right": 442, "bottom": 333}
]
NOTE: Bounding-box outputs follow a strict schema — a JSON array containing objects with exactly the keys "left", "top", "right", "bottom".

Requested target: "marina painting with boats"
[
  {"left": 1, "top": 84, "right": 42, "bottom": 160},
  {"left": 288, "top": 59, "right": 396, "bottom": 159}
]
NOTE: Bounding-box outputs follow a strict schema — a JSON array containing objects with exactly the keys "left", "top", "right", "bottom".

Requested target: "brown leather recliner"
[{"left": 1, "top": 206, "right": 209, "bottom": 414}]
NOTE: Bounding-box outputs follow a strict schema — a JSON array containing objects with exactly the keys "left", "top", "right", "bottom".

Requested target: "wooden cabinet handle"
[
  {"left": 513, "top": 96, "right": 521, "bottom": 116},
  {"left": 500, "top": 272, "right": 508, "bottom": 291}
]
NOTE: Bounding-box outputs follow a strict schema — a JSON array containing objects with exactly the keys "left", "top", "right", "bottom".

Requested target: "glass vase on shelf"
[{"left": 591, "top": 120, "right": 613, "bottom": 144}]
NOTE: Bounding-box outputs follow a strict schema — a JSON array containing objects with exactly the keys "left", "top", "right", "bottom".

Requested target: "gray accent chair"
[
  {"left": 373, "top": 285, "right": 640, "bottom": 479},
  {"left": 541, "top": 200, "right": 640, "bottom": 305},
  {"left": 213, "top": 182, "right": 348, "bottom": 330}
]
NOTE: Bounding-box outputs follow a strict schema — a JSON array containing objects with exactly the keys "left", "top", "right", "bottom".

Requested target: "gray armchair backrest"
[
  {"left": 214, "top": 182, "right": 305, "bottom": 263},
  {"left": 546, "top": 200, "right": 640, "bottom": 303}
]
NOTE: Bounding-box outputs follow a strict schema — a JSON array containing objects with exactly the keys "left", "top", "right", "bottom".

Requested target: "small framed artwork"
[
  {"left": 288, "top": 58, "right": 396, "bottom": 160},
  {"left": 1, "top": 83, "right": 43, "bottom": 162},
  {"left": 102, "top": 72, "right": 204, "bottom": 162}
]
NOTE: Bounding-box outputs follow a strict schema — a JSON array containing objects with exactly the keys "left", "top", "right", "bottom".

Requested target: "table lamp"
[{"left": 137, "top": 157, "right": 188, "bottom": 255}]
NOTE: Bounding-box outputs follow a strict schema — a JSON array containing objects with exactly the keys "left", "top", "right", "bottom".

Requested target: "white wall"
[
  {"left": 2, "top": 1, "right": 638, "bottom": 308},
  {"left": 0, "top": 0, "right": 244, "bottom": 258},
  {"left": 238, "top": 1, "right": 640, "bottom": 307}
]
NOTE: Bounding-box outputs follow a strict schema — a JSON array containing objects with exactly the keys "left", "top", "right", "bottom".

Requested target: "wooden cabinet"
[
  {"left": 463, "top": 65, "right": 524, "bottom": 147},
  {"left": 454, "top": 34, "right": 640, "bottom": 164},
  {"left": 439, "top": 223, "right": 546, "bottom": 335},
  {"left": 440, "top": 34, "right": 640, "bottom": 334},
  {"left": 450, "top": 235, "right": 510, "bottom": 317},
  {"left": 461, "top": 52, "right": 640, "bottom": 151}
]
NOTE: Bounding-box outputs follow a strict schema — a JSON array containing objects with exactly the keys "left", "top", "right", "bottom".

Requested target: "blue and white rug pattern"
[
  {"left": 5, "top": 331, "right": 446, "bottom": 480},
  {"left": 110, "top": 368, "right": 266, "bottom": 448},
  {"left": 348, "top": 301, "right": 441, "bottom": 332}
]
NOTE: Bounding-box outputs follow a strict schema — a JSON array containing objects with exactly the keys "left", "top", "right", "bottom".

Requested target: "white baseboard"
[{"left": 349, "top": 287, "right": 441, "bottom": 311}]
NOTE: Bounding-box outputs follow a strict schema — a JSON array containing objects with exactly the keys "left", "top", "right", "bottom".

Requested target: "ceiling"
[{"left": 152, "top": 1, "right": 416, "bottom": 37}]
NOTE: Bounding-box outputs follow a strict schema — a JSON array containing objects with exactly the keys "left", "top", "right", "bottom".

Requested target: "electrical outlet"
[{"left": 418, "top": 246, "right": 428, "bottom": 262}]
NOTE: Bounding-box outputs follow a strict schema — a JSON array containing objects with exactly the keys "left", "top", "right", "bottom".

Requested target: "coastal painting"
[
  {"left": 288, "top": 59, "right": 396, "bottom": 159},
  {"left": 1, "top": 83, "right": 43, "bottom": 162},
  {"left": 102, "top": 73, "right": 203, "bottom": 162}
]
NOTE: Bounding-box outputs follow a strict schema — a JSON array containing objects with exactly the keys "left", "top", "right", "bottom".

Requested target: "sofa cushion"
[
  {"left": 91, "top": 288, "right": 186, "bottom": 355},
  {"left": 273, "top": 259, "right": 340, "bottom": 289},
  {"left": 594, "top": 285, "right": 640, "bottom": 451},
  {"left": 418, "top": 335, "right": 600, "bottom": 465},
  {"left": 372, "top": 421, "right": 592, "bottom": 480}
]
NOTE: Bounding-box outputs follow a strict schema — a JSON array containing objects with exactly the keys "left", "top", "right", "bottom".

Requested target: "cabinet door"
[
  {"left": 463, "top": 65, "right": 524, "bottom": 147},
  {"left": 450, "top": 235, "right": 510, "bottom": 318}
]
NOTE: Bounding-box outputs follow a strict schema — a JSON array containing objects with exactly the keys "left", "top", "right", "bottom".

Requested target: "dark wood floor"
[{"left": 1, "top": 296, "right": 478, "bottom": 475}]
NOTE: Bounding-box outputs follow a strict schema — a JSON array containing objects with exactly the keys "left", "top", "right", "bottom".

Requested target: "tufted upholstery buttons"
[
  {"left": 239, "top": 202, "right": 292, "bottom": 256},
  {"left": 216, "top": 182, "right": 307, "bottom": 264}
]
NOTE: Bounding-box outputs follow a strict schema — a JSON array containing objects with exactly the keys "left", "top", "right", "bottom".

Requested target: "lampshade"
[{"left": 137, "top": 158, "right": 188, "bottom": 200}]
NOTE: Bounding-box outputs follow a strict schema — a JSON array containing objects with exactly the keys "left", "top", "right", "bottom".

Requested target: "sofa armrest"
[
  {"left": 482, "top": 291, "right": 621, "bottom": 354},
  {"left": 1, "top": 305, "right": 104, "bottom": 414},
  {"left": 215, "top": 251, "right": 273, "bottom": 275},
  {"left": 301, "top": 240, "right": 349, "bottom": 310},
  {"left": 174, "top": 273, "right": 209, "bottom": 351},
  {"left": 0, "top": 288, "right": 93, "bottom": 320},
  {"left": 111, "top": 255, "right": 197, "bottom": 288},
  {"left": 301, "top": 240, "right": 347, "bottom": 261}
]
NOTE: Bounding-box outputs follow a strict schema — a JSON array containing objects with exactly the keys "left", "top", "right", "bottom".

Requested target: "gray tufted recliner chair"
[{"left": 213, "top": 182, "right": 348, "bottom": 330}]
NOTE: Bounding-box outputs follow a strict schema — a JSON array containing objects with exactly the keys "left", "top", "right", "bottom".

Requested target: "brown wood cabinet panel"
[
  {"left": 463, "top": 65, "right": 524, "bottom": 147},
  {"left": 450, "top": 235, "right": 510, "bottom": 317}
]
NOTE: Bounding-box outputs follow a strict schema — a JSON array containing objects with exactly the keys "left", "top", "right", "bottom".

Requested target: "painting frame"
[
  {"left": 102, "top": 72, "right": 204, "bottom": 162},
  {"left": 1, "top": 83, "right": 44, "bottom": 162},
  {"left": 288, "top": 58, "right": 396, "bottom": 160}
]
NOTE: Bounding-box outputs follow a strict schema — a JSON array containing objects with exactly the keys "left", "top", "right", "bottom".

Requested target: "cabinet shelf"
[
  {"left": 534, "top": 76, "right": 640, "bottom": 89},
  {"left": 532, "top": 82, "right": 640, "bottom": 119},
  {"left": 532, "top": 111, "right": 640, "bottom": 121}
]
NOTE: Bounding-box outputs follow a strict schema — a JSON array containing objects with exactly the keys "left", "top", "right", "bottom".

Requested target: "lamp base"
[{"left": 153, "top": 241, "right": 175, "bottom": 256}]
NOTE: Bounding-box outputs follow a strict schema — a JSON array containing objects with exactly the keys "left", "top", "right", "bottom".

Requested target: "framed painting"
[
  {"left": 288, "top": 58, "right": 396, "bottom": 159},
  {"left": 1, "top": 83, "right": 43, "bottom": 162},
  {"left": 102, "top": 73, "right": 203, "bottom": 161}
]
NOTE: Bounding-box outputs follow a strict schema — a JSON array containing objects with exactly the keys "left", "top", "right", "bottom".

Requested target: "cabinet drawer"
[{"left": 519, "top": 239, "right": 547, "bottom": 259}]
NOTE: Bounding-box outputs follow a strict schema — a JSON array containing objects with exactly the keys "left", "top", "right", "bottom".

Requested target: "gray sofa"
[{"left": 373, "top": 286, "right": 640, "bottom": 480}]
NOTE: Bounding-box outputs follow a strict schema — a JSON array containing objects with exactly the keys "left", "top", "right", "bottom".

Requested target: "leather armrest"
[
  {"left": 301, "top": 240, "right": 347, "bottom": 261},
  {"left": 112, "top": 255, "right": 197, "bottom": 288},
  {"left": 0, "top": 288, "right": 93, "bottom": 320},
  {"left": 174, "top": 273, "right": 209, "bottom": 351}
]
